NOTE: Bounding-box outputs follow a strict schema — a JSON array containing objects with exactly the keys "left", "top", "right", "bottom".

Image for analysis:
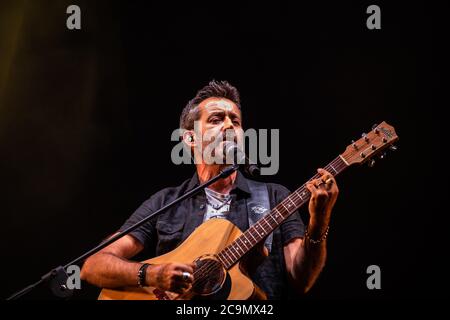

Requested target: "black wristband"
[{"left": 137, "top": 263, "right": 151, "bottom": 287}]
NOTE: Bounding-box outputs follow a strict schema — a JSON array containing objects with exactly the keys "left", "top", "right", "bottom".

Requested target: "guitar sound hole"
[{"left": 192, "top": 257, "right": 225, "bottom": 296}]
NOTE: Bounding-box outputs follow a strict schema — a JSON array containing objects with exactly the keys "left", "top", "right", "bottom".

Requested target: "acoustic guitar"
[{"left": 98, "top": 121, "right": 399, "bottom": 300}]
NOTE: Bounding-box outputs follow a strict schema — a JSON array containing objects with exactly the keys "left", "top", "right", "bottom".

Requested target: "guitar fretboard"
[{"left": 217, "top": 155, "right": 348, "bottom": 269}]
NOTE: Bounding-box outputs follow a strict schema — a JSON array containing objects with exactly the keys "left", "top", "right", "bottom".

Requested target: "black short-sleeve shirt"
[{"left": 118, "top": 171, "right": 305, "bottom": 299}]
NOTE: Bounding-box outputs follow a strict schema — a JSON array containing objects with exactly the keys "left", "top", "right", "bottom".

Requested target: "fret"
[
  {"left": 236, "top": 237, "right": 249, "bottom": 251},
  {"left": 227, "top": 247, "right": 238, "bottom": 260},
  {"left": 272, "top": 208, "right": 283, "bottom": 221},
  {"left": 231, "top": 244, "right": 241, "bottom": 258},
  {"left": 241, "top": 234, "right": 252, "bottom": 248},
  {"left": 247, "top": 229, "right": 258, "bottom": 243},
  {"left": 217, "top": 252, "right": 230, "bottom": 267},
  {"left": 280, "top": 202, "right": 289, "bottom": 212},
  {"left": 287, "top": 197, "right": 296, "bottom": 209},
  {"left": 217, "top": 155, "right": 349, "bottom": 269},
  {"left": 222, "top": 249, "right": 234, "bottom": 264},
  {"left": 276, "top": 205, "right": 288, "bottom": 217},
  {"left": 260, "top": 217, "right": 272, "bottom": 233},
  {"left": 232, "top": 242, "right": 243, "bottom": 256},
  {"left": 216, "top": 252, "right": 225, "bottom": 264},
  {"left": 268, "top": 213, "right": 279, "bottom": 225},
  {"left": 329, "top": 163, "right": 337, "bottom": 175},
  {"left": 254, "top": 224, "right": 263, "bottom": 238},
  {"left": 255, "top": 226, "right": 264, "bottom": 239},
  {"left": 294, "top": 189, "right": 309, "bottom": 202},
  {"left": 257, "top": 223, "right": 268, "bottom": 237}
]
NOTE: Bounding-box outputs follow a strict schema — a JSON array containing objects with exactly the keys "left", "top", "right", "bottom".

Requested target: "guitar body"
[
  {"left": 98, "top": 219, "right": 267, "bottom": 300},
  {"left": 96, "top": 121, "right": 399, "bottom": 301}
]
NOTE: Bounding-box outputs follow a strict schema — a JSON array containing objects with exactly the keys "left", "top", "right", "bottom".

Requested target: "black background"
[{"left": 0, "top": 0, "right": 444, "bottom": 300}]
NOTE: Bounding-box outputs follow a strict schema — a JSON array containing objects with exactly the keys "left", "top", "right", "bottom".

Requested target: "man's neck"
[{"left": 196, "top": 164, "right": 236, "bottom": 195}]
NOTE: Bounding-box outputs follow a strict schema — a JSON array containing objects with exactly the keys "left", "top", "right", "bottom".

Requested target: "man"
[{"left": 81, "top": 80, "right": 339, "bottom": 299}]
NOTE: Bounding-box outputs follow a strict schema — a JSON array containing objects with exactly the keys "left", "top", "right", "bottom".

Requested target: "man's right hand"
[{"left": 146, "top": 263, "right": 196, "bottom": 294}]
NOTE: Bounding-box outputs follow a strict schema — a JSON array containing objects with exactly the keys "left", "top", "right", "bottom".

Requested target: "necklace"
[
  {"left": 206, "top": 197, "right": 231, "bottom": 211},
  {"left": 205, "top": 189, "right": 232, "bottom": 211}
]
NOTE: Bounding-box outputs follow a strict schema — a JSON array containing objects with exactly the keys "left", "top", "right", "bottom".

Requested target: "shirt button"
[{"left": 199, "top": 204, "right": 205, "bottom": 209}]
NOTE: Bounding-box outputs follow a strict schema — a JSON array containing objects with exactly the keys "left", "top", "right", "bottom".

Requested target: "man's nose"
[
  {"left": 223, "top": 116, "right": 234, "bottom": 130},
  {"left": 222, "top": 117, "right": 237, "bottom": 141}
]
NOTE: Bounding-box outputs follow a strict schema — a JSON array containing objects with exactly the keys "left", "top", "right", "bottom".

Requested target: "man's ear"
[{"left": 182, "top": 130, "right": 196, "bottom": 147}]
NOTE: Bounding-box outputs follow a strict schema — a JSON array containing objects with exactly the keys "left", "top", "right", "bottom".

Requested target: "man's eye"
[
  {"left": 210, "top": 118, "right": 221, "bottom": 124},
  {"left": 233, "top": 120, "right": 241, "bottom": 126}
]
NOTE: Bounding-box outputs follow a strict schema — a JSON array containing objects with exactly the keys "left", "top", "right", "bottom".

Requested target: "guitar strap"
[{"left": 245, "top": 179, "right": 273, "bottom": 253}]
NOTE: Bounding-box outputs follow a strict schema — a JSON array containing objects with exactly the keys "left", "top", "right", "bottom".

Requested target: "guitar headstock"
[{"left": 340, "top": 121, "right": 399, "bottom": 167}]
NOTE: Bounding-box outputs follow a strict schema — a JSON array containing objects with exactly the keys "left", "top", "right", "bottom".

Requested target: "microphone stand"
[{"left": 6, "top": 164, "right": 240, "bottom": 300}]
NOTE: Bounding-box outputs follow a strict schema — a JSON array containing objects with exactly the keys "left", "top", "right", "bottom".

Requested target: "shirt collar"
[{"left": 186, "top": 169, "right": 251, "bottom": 195}]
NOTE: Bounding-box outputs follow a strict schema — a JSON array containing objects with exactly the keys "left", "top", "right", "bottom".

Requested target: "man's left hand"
[{"left": 305, "top": 168, "right": 339, "bottom": 235}]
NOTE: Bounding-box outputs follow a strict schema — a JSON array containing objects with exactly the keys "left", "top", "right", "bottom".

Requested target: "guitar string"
[
  {"left": 188, "top": 157, "right": 347, "bottom": 292},
  {"left": 185, "top": 140, "right": 392, "bottom": 296},
  {"left": 213, "top": 156, "right": 345, "bottom": 269},
  {"left": 187, "top": 157, "right": 347, "bottom": 292},
  {"left": 188, "top": 168, "right": 349, "bottom": 296},
  {"left": 187, "top": 139, "right": 392, "bottom": 293},
  {"left": 188, "top": 157, "right": 347, "bottom": 288},
  {"left": 188, "top": 179, "right": 347, "bottom": 294}
]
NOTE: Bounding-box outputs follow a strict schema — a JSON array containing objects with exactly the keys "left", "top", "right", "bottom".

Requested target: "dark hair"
[{"left": 179, "top": 80, "right": 241, "bottom": 130}]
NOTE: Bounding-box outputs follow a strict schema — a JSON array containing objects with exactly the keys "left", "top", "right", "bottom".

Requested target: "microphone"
[{"left": 223, "top": 141, "right": 260, "bottom": 177}]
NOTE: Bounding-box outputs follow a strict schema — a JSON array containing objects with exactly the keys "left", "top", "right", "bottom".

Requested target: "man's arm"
[
  {"left": 80, "top": 233, "right": 146, "bottom": 288},
  {"left": 81, "top": 233, "right": 195, "bottom": 293},
  {"left": 283, "top": 168, "right": 338, "bottom": 294},
  {"left": 284, "top": 226, "right": 327, "bottom": 294}
]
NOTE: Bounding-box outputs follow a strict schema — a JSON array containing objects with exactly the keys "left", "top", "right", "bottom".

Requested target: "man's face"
[{"left": 193, "top": 97, "right": 244, "bottom": 165}]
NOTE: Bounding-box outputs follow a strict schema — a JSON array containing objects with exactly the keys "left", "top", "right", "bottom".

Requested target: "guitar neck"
[{"left": 217, "top": 155, "right": 349, "bottom": 269}]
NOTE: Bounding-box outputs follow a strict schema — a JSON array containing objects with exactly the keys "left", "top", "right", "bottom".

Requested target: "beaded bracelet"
[{"left": 305, "top": 225, "right": 330, "bottom": 244}]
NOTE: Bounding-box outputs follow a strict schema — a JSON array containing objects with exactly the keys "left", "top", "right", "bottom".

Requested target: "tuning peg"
[
  {"left": 389, "top": 145, "right": 398, "bottom": 151},
  {"left": 379, "top": 152, "right": 387, "bottom": 160},
  {"left": 372, "top": 124, "right": 380, "bottom": 134},
  {"left": 351, "top": 140, "right": 358, "bottom": 150},
  {"left": 368, "top": 159, "right": 376, "bottom": 167},
  {"left": 362, "top": 133, "right": 369, "bottom": 143}
]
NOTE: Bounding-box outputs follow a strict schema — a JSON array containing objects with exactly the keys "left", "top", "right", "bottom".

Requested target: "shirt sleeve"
[
  {"left": 117, "top": 197, "right": 157, "bottom": 249},
  {"left": 270, "top": 184, "right": 306, "bottom": 245}
]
